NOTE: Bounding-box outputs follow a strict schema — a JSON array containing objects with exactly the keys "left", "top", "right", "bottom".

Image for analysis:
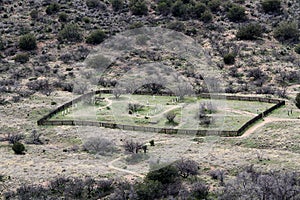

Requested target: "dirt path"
[
  {"left": 107, "top": 157, "right": 144, "bottom": 178},
  {"left": 240, "top": 117, "right": 300, "bottom": 138}
]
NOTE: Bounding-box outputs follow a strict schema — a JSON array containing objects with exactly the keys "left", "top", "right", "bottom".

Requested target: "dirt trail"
[
  {"left": 240, "top": 117, "right": 300, "bottom": 138},
  {"left": 107, "top": 157, "right": 144, "bottom": 178}
]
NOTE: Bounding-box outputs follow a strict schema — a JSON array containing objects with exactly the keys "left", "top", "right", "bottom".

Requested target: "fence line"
[{"left": 37, "top": 90, "right": 285, "bottom": 137}]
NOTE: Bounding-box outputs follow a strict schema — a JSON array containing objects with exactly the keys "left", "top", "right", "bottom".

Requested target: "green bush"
[
  {"left": 295, "top": 44, "right": 300, "bottom": 54},
  {"left": 146, "top": 165, "right": 179, "bottom": 184},
  {"left": 130, "top": 0, "right": 148, "bottom": 16},
  {"left": 14, "top": 53, "right": 29, "bottom": 63},
  {"left": 58, "top": 24, "right": 83, "bottom": 43},
  {"left": 274, "top": 21, "right": 299, "bottom": 43},
  {"left": 236, "top": 23, "right": 263, "bottom": 40},
  {"left": 261, "top": 0, "right": 281, "bottom": 13},
  {"left": 46, "top": 2, "right": 60, "bottom": 14},
  {"left": 111, "top": 0, "right": 124, "bottom": 11},
  {"left": 208, "top": 0, "right": 221, "bottom": 11},
  {"left": 296, "top": 93, "right": 300, "bottom": 109},
  {"left": 86, "top": 0, "right": 100, "bottom": 8},
  {"left": 58, "top": 12, "right": 68, "bottom": 22},
  {"left": 0, "top": 37, "right": 3, "bottom": 50},
  {"left": 30, "top": 10, "right": 38, "bottom": 19},
  {"left": 156, "top": 0, "right": 172, "bottom": 15},
  {"left": 200, "top": 10, "right": 213, "bottom": 23},
  {"left": 223, "top": 53, "right": 235, "bottom": 65},
  {"left": 86, "top": 29, "right": 106, "bottom": 44},
  {"left": 135, "top": 180, "right": 163, "bottom": 199},
  {"left": 227, "top": 4, "right": 246, "bottom": 22},
  {"left": 19, "top": 34, "right": 37, "bottom": 50},
  {"left": 171, "top": 0, "right": 188, "bottom": 18},
  {"left": 12, "top": 142, "right": 25, "bottom": 155},
  {"left": 193, "top": 2, "right": 207, "bottom": 18}
]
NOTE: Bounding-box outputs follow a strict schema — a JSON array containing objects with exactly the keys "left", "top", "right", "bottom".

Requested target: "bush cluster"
[
  {"left": 19, "top": 34, "right": 37, "bottom": 51},
  {"left": 296, "top": 93, "right": 300, "bottom": 109},
  {"left": 236, "top": 23, "right": 263, "bottom": 40}
]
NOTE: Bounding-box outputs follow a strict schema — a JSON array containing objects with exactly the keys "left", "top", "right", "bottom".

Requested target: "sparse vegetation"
[
  {"left": 294, "top": 44, "right": 300, "bottom": 54},
  {"left": 83, "top": 137, "right": 118, "bottom": 155}
]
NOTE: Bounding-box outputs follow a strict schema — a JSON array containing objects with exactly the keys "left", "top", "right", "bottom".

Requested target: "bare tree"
[
  {"left": 123, "top": 140, "right": 143, "bottom": 154},
  {"left": 165, "top": 111, "right": 177, "bottom": 123},
  {"left": 175, "top": 158, "right": 199, "bottom": 178}
]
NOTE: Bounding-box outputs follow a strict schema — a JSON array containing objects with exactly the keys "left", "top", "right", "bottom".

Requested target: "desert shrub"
[
  {"left": 193, "top": 2, "right": 207, "bottom": 18},
  {"left": 175, "top": 158, "right": 199, "bottom": 178},
  {"left": 26, "top": 130, "right": 43, "bottom": 145},
  {"left": 209, "top": 169, "right": 225, "bottom": 185},
  {"left": 296, "top": 93, "right": 300, "bottom": 109},
  {"left": 261, "top": 0, "right": 281, "bottom": 13},
  {"left": 86, "top": 0, "right": 105, "bottom": 8},
  {"left": 208, "top": 0, "right": 221, "bottom": 11},
  {"left": 226, "top": 4, "right": 246, "bottom": 22},
  {"left": 125, "top": 153, "right": 149, "bottom": 164},
  {"left": 223, "top": 53, "right": 235, "bottom": 65},
  {"left": 167, "top": 21, "right": 185, "bottom": 32},
  {"left": 200, "top": 10, "right": 213, "bottom": 23},
  {"left": 165, "top": 111, "right": 177, "bottom": 123},
  {"left": 135, "top": 180, "right": 163, "bottom": 199},
  {"left": 0, "top": 37, "right": 3, "bottom": 50},
  {"left": 146, "top": 165, "right": 179, "bottom": 184},
  {"left": 26, "top": 79, "right": 53, "bottom": 96},
  {"left": 172, "top": 0, "right": 188, "bottom": 18},
  {"left": 129, "top": 0, "right": 148, "bottom": 16},
  {"left": 274, "top": 21, "right": 299, "bottom": 43},
  {"left": 30, "top": 10, "right": 38, "bottom": 19},
  {"left": 190, "top": 182, "right": 209, "bottom": 199},
  {"left": 83, "top": 137, "right": 117, "bottom": 155},
  {"left": 111, "top": 0, "right": 124, "bottom": 11},
  {"left": 19, "top": 34, "right": 37, "bottom": 50},
  {"left": 58, "top": 24, "right": 82, "bottom": 43},
  {"left": 12, "top": 142, "right": 25, "bottom": 155},
  {"left": 295, "top": 44, "right": 300, "bottom": 54},
  {"left": 149, "top": 139, "right": 155, "bottom": 146},
  {"left": 86, "top": 29, "right": 106, "bottom": 44},
  {"left": 236, "top": 23, "right": 263, "bottom": 40},
  {"left": 156, "top": 0, "right": 172, "bottom": 15},
  {"left": 58, "top": 12, "right": 68, "bottom": 22},
  {"left": 5, "top": 177, "right": 114, "bottom": 199},
  {"left": 5, "top": 133, "right": 25, "bottom": 144},
  {"left": 128, "top": 103, "right": 144, "bottom": 113},
  {"left": 46, "top": 2, "right": 60, "bottom": 14},
  {"left": 220, "top": 167, "right": 300, "bottom": 200},
  {"left": 14, "top": 53, "right": 29, "bottom": 63},
  {"left": 86, "top": 54, "right": 112, "bottom": 69},
  {"left": 82, "top": 16, "right": 91, "bottom": 23}
]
